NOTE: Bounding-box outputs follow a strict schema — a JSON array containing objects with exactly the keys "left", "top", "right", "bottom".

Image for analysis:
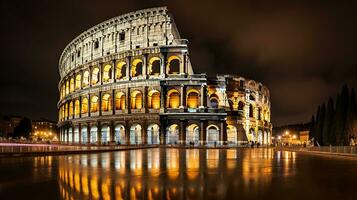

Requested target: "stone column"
[
  {"left": 99, "top": 63, "right": 103, "bottom": 85},
  {"left": 160, "top": 53, "right": 167, "bottom": 78},
  {"left": 220, "top": 121, "right": 227, "bottom": 145},
  {"left": 88, "top": 94, "right": 91, "bottom": 117},
  {"left": 98, "top": 91, "right": 102, "bottom": 116},
  {"left": 87, "top": 123, "right": 91, "bottom": 144},
  {"left": 160, "top": 85, "right": 166, "bottom": 109},
  {"left": 126, "top": 56, "right": 131, "bottom": 80},
  {"left": 179, "top": 120, "right": 186, "bottom": 144},
  {"left": 200, "top": 84, "right": 206, "bottom": 109},
  {"left": 79, "top": 96, "right": 82, "bottom": 118},
  {"left": 160, "top": 120, "right": 166, "bottom": 145},
  {"left": 180, "top": 85, "right": 186, "bottom": 109},
  {"left": 110, "top": 121, "right": 115, "bottom": 143},
  {"left": 78, "top": 123, "right": 82, "bottom": 145},
  {"left": 127, "top": 87, "right": 131, "bottom": 114},
  {"left": 143, "top": 54, "right": 148, "bottom": 78},
  {"left": 89, "top": 66, "right": 93, "bottom": 87},
  {"left": 112, "top": 89, "right": 116, "bottom": 115},
  {"left": 97, "top": 122, "right": 102, "bottom": 145},
  {"left": 200, "top": 121, "right": 206, "bottom": 145},
  {"left": 66, "top": 126, "right": 70, "bottom": 144},
  {"left": 125, "top": 121, "right": 131, "bottom": 144},
  {"left": 143, "top": 86, "right": 148, "bottom": 113},
  {"left": 112, "top": 59, "right": 116, "bottom": 82}
]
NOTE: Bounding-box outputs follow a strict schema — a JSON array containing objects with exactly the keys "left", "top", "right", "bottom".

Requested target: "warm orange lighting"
[
  {"left": 102, "top": 93, "right": 112, "bottom": 112},
  {"left": 168, "top": 90, "right": 180, "bottom": 108},
  {"left": 187, "top": 90, "right": 199, "bottom": 108}
]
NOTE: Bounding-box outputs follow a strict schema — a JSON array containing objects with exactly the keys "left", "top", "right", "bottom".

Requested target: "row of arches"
[
  {"left": 61, "top": 123, "right": 272, "bottom": 145},
  {"left": 60, "top": 55, "right": 181, "bottom": 99}
]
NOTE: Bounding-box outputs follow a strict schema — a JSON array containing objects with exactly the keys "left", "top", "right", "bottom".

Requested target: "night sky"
[{"left": 1, "top": 0, "right": 357, "bottom": 126}]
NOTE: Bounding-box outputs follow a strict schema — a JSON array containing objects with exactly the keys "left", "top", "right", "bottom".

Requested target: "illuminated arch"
[
  {"left": 166, "top": 56, "right": 180, "bottom": 74},
  {"left": 69, "top": 78, "right": 75, "bottom": 93},
  {"left": 74, "top": 99, "right": 80, "bottom": 116},
  {"left": 130, "top": 124, "right": 142, "bottom": 144},
  {"left": 207, "top": 124, "right": 220, "bottom": 144},
  {"left": 187, "top": 89, "right": 199, "bottom": 109},
  {"left": 166, "top": 124, "right": 179, "bottom": 144},
  {"left": 209, "top": 94, "right": 219, "bottom": 108},
  {"left": 90, "top": 126, "right": 98, "bottom": 143},
  {"left": 91, "top": 67, "right": 100, "bottom": 85},
  {"left": 75, "top": 74, "right": 81, "bottom": 90},
  {"left": 167, "top": 89, "right": 180, "bottom": 108},
  {"left": 101, "top": 125, "right": 110, "bottom": 144},
  {"left": 81, "top": 97, "right": 88, "bottom": 114},
  {"left": 115, "top": 92, "right": 126, "bottom": 110},
  {"left": 81, "top": 126, "right": 87, "bottom": 144},
  {"left": 148, "top": 57, "right": 160, "bottom": 76},
  {"left": 82, "top": 71, "right": 90, "bottom": 87},
  {"left": 116, "top": 61, "right": 126, "bottom": 79},
  {"left": 101, "top": 93, "right": 112, "bottom": 112},
  {"left": 131, "top": 59, "right": 143, "bottom": 77},
  {"left": 131, "top": 90, "right": 142, "bottom": 109},
  {"left": 114, "top": 124, "right": 126, "bottom": 144},
  {"left": 186, "top": 124, "right": 199, "bottom": 144},
  {"left": 102, "top": 64, "right": 112, "bottom": 82},
  {"left": 90, "top": 96, "right": 99, "bottom": 113},
  {"left": 147, "top": 124, "right": 160, "bottom": 144},
  {"left": 69, "top": 101, "right": 73, "bottom": 117},
  {"left": 148, "top": 90, "right": 160, "bottom": 109}
]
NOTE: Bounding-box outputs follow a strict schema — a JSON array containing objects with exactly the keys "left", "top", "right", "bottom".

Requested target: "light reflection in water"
[{"left": 58, "top": 148, "right": 277, "bottom": 200}]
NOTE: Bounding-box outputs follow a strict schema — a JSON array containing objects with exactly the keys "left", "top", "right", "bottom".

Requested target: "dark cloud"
[{"left": 1, "top": 0, "right": 357, "bottom": 125}]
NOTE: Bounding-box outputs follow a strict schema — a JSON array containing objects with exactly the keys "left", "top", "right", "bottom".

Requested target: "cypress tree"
[
  {"left": 346, "top": 88, "right": 357, "bottom": 143},
  {"left": 316, "top": 104, "right": 326, "bottom": 145},
  {"left": 335, "top": 85, "right": 349, "bottom": 145},
  {"left": 322, "top": 97, "right": 334, "bottom": 145}
]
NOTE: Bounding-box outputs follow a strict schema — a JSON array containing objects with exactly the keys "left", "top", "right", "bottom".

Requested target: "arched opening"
[
  {"left": 70, "top": 78, "right": 75, "bottom": 93},
  {"left": 263, "top": 131, "right": 268, "bottom": 145},
  {"left": 167, "top": 56, "right": 180, "bottom": 74},
  {"left": 115, "top": 125, "right": 126, "bottom": 144},
  {"left": 167, "top": 89, "right": 180, "bottom": 108},
  {"left": 149, "top": 57, "right": 160, "bottom": 76},
  {"left": 130, "top": 124, "right": 142, "bottom": 145},
  {"left": 250, "top": 128, "right": 256, "bottom": 142},
  {"left": 257, "top": 130, "right": 263, "bottom": 145},
  {"left": 68, "top": 127, "right": 73, "bottom": 142},
  {"left": 81, "top": 126, "right": 87, "bottom": 144},
  {"left": 228, "top": 99, "right": 234, "bottom": 110},
  {"left": 102, "top": 64, "right": 112, "bottom": 82},
  {"left": 74, "top": 100, "right": 80, "bottom": 117},
  {"left": 238, "top": 101, "right": 244, "bottom": 111},
  {"left": 209, "top": 94, "right": 219, "bottom": 108},
  {"left": 116, "top": 62, "right": 126, "bottom": 79},
  {"left": 148, "top": 90, "right": 160, "bottom": 109},
  {"left": 90, "top": 96, "right": 99, "bottom": 113},
  {"left": 257, "top": 107, "right": 262, "bottom": 120},
  {"left": 187, "top": 90, "right": 199, "bottom": 109},
  {"left": 115, "top": 92, "right": 126, "bottom": 110},
  {"left": 131, "top": 59, "right": 143, "bottom": 77},
  {"left": 81, "top": 98, "right": 88, "bottom": 114},
  {"left": 166, "top": 124, "right": 179, "bottom": 144},
  {"left": 69, "top": 101, "right": 73, "bottom": 117},
  {"left": 101, "top": 93, "right": 112, "bottom": 112},
  {"left": 207, "top": 125, "right": 219, "bottom": 145},
  {"left": 75, "top": 74, "right": 81, "bottom": 90},
  {"left": 101, "top": 125, "right": 110, "bottom": 144},
  {"left": 186, "top": 124, "right": 199, "bottom": 145},
  {"left": 227, "top": 125, "right": 237, "bottom": 144},
  {"left": 249, "top": 104, "right": 254, "bottom": 118},
  {"left": 90, "top": 126, "right": 98, "bottom": 143},
  {"left": 82, "top": 71, "right": 90, "bottom": 87},
  {"left": 64, "top": 103, "right": 68, "bottom": 118},
  {"left": 147, "top": 124, "right": 160, "bottom": 144},
  {"left": 131, "top": 91, "right": 142, "bottom": 109},
  {"left": 65, "top": 80, "right": 69, "bottom": 95},
  {"left": 74, "top": 126, "right": 79, "bottom": 143},
  {"left": 91, "top": 67, "right": 100, "bottom": 85}
]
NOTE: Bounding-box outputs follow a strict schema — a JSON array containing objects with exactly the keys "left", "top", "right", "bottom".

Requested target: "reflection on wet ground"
[{"left": 0, "top": 148, "right": 357, "bottom": 200}]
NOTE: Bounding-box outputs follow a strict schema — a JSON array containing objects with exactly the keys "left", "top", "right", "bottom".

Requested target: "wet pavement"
[{"left": 0, "top": 148, "right": 356, "bottom": 200}]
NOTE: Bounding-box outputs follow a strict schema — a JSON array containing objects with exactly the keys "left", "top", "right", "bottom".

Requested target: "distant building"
[
  {"left": 31, "top": 119, "right": 59, "bottom": 141},
  {"left": 273, "top": 123, "right": 310, "bottom": 145},
  {"left": 0, "top": 115, "right": 24, "bottom": 137}
]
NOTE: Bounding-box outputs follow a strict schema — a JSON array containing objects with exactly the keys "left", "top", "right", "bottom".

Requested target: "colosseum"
[{"left": 58, "top": 7, "right": 272, "bottom": 146}]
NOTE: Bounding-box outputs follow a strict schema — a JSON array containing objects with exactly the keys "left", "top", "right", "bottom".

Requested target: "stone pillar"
[
  {"left": 179, "top": 120, "right": 186, "bottom": 144},
  {"left": 220, "top": 121, "right": 227, "bottom": 145},
  {"left": 126, "top": 56, "right": 131, "bottom": 80},
  {"left": 98, "top": 91, "right": 102, "bottom": 116},
  {"left": 160, "top": 85, "right": 166, "bottom": 109},
  {"left": 127, "top": 87, "right": 131, "bottom": 114},
  {"left": 112, "top": 59, "right": 116, "bottom": 82},
  {"left": 180, "top": 85, "right": 186, "bottom": 109},
  {"left": 112, "top": 89, "right": 116, "bottom": 115},
  {"left": 78, "top": 123, "right": 82, "bottom": 145},
  {"left": 142, "top": 124, "right": 147, "bottom": 145},
  {"left": 89, "top": 66, "right": 92, "bottom": 87},
  {"left": 125, "top": 121, "right": 131, "bottom": 144},
  {"left": 160, "top": 120, "right": 166, "bottom": 145},
  {"left": 200, "top": 84, "right": 206, "bottom": 109},
  {"left": 200, "top": 121, "right": 206, "bottom": 145},
  {"left": 160, "top": 53, "right": 167, "bottom": 78},
  {"left": 79, "top": 96, "right": 82, "bottom": 118},
  {"left": 143, "top": 54, "right": 148, "bottom": 78},
  {"left": 87, "top": 123, "right": 91, "bottom": 144},
  {"left": 110, "top": 121, "right": 115, "bottom": 143},
  {"left": 88, "top": 94, "right": 91, "bottom": 117},
  {"left": 97, "top": 122, "right": 102, "bottom": 145},
  {"left": 99, "top": 63, "right": 103, "bottom": 85},
  {"left": 143, "top": 86, "right": 148, "bottom": 113},
  {"left": 180, "top": 54, "right": 184, "bottom": 75},
  {"left": 66, "top": 126, "right": 70, "bottom": 144}
]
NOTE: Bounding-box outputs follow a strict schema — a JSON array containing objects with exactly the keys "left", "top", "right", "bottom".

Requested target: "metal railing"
[{"left": 306, "top": 146, "right": 357, "bottom": 155}]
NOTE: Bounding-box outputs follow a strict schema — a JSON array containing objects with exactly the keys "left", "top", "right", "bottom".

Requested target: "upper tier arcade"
[{"left": 59, "top": 6, "right": 192, "bottom": 78}]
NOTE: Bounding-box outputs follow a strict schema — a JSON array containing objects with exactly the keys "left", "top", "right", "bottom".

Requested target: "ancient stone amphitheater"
[{"left": 58, "top": 7, "right": 272, "bottom": 146}]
